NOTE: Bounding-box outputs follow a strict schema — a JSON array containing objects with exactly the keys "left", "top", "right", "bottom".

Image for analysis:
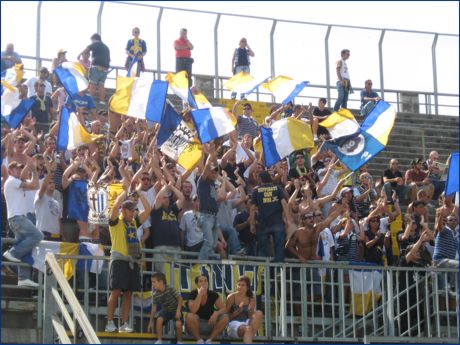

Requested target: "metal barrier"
[
  {"left": 45, "top": 250, "right": 458, "bottom": 343},
  {"left": 43, "top": 253, "right": 100, "bottom": 344}
]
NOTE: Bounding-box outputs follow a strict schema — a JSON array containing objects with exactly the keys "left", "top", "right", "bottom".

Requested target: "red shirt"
[{"left": 174, "top": 38, "right": 191, "bottom": 58}]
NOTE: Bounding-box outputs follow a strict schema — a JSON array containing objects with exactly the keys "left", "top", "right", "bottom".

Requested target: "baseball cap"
[
  {"left": 340, "top": 186, "right": 353, "bottom": 195},
  {"left": 57, "top": 49, "right": 67, "bottom": 55}
]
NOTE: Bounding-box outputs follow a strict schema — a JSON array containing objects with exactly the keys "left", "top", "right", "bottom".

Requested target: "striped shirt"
[
  {"left": 433, "top": 226, "right": 458, "bottom": 261},
  {"left": 151, "top": 285, "right": 181, "bottom": 313},
  {"left": 237, "top": 115, "right": 259, "bottom": 139}
]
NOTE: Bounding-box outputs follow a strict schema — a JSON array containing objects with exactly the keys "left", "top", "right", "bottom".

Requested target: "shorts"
[
  {"left": 109, "top": 260, "right": 141, "bottom": 291},
  {"left": 155, "top": 309, "right": 184, "bottom": 324},
  {"left": 186, "top": 314, "right": 228, "bottom": 336},
  {"left": 89, "top": 66, "right": 108, "bottom": 85},
  {"left": 227, "top": 319, "right": 249, "bottom": 338}
]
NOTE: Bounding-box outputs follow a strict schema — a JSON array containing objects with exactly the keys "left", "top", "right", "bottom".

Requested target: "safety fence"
[{"left": 33, "top": 249, "right": 458, "bottom": 343}]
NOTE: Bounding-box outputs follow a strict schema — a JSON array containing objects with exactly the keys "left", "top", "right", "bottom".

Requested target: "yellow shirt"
[{"left": 109, "top": 214, "right": 139, "bottom": 256}]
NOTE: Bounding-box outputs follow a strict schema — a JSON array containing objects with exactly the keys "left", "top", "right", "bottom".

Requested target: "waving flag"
[
  {"left": 21, "top": 240, "right": 104, "bottom": 280},
  {"left": 54, "top": 62, "right": 88, "bottom": 97},
  {"left": 57, "top": 107, "right": 103, "bottom": 151},
  {"left": 224, "top": 72, "right": 269, "bottom": 98},
  {"left": 260, "top": 117, "right": 314, "bottom": 167},
  {"left": 2, "top": 63, "right": 24, "bottom": 87},
  {"left": 1, "top": 83, "right": 34, "bottom": 129},
  {"left": 190, "top": 88, "right": 212, "bottom": 109},
  {"left": 323, "top": 101, "right": 396, "bottom": 171},
  {"left": 261, "top": 75, "right": 309, "bottom": 105},
  {"left": 445, "top": 152, "right": 459, "bottom": 196},
  {"left": 350, "top": 267, "right": 382, "bottom": 316},
  {"left": 191, "top": 107, "right": 236, "bottom": 143},
  {"left": 158, "top": 104, "right": 202, "bottom": 171},
  {"left": 110, "top": 76, "right": 168, "bottom": 122},
  {"left": 126, "top": 57, "right": 139, "bottom": 77},
  {"left": 319, "top": 108, "right": 360, "bottom": 139},
  {"left": 166, "top": 71, "right": 198, "bottom": 108}
]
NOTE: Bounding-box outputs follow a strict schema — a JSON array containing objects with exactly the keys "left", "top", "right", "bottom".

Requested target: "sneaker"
[
  {"left": 154, "top": 340, "right": 163, "bottom": 344},
  {"left": 119, "top": 322, "right": 133, "bottom": 333},
  {"left": 99, "top": 101, "right": 106, "bottom": 105},
  {"left": 197, "top": 340, "right": 205, "bottom": 344},
  {"left": 205, "top": 340, "right": 214, "bottom": 344},
  {"left": 236, "top": 247, "right": 247, "bottom": 256},
  {"left": 18, "top": 279, "right": 39, "bottom": 288},
  {"left": 105, "top": 321, "right": 117, "bottom": 333},
  {"left": 3, "top": 250, "right": 21, "bottom": 263}
]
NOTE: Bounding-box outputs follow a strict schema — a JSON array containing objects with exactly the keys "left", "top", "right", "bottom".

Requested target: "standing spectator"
[
  {"left": 24, "top": 67, "right": 52, "bottom": 98},
  {"left": 232, "top": 100, "right": 259, "bottom": 140},
  {"left": 147, "top": 272, "right": 184, "bottom": 344},
  {"left": 333, "top": 49, "right": 352, "bottom": 111},
  {"left": 51, "top": 49, "right": 68, "bottom": 87},
  {"left": 359, "top": 79, "right": 382, "bottom": 117},
  {"left": 185, "top": 274, "right": 230, "bottom": 343},
  {"left": 353, "top": 172, "right": 378, "bottom": 219},
  {"left": 234, "top": 199, "right": 256, "bottom": 256},
  {"left": 405, "top": 157, "right": 434, "bottom": 202},
  {"left": 3, "top": 160, "right": 42, "bottom": 287},
  {"left": 1, "top": 43, "right": 22, "bottom": 72},
  {"left": 125, "top": 27, "right": 147, "bottom": 76},
  {"left": 422, "top": 151, "right": 446, "bottom": 200},
  {"left": 197, "top": 155, "right": 225, "bottom": 259},
  {"left": 148, "top": 180, "right": 184, "bottom": 273},
  {"left": 30, "top": 80, "right": 54, "bottom": 133},
  {"left": 179, "top": 195, "right": 204, "bottom": 253},
  {"left": 383, "top": 158, "right": 411, "bottom": 204},
  {"left": 250, "top": 170, "right": 286, "bottom": 262},
  {"left": 105, "top": 190, "right": 152, "bottom": 333},
  {"left": 225, "top": 276, "right": 263, "bottom": 344},
  {"left": 174, "top": 28, "right": 194, "bottom": 87},
  {"left": 80, "top": 33, "right": 111, "bottom": 105},
  {"left": 361, "top": 215, "right": 390, "bottom": 265},
  {"left": 77, "top": 50, "right": 91, "bottom": 72},
  {"left": 69, "top": 91, "right": 97, "bottom": 121},
  {"left": 231, "top": 37, "right": 255, "bottom": 99}
]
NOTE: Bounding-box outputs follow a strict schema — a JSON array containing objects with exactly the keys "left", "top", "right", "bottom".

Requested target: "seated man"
[
  {"left": 359, "top": 79, "right": 381, "bottom": 117},
  {"left": 383, "top": 158, "right": 411, "bottom": 204},
  {"left": 422, "top": 151, "right": 446, "bottom": 200},
  {"left": 186, "top": 274, "right": 229, "bottom": 343},
  {"left": 405, "top": 158, "right": 434, "bottom": 202}
]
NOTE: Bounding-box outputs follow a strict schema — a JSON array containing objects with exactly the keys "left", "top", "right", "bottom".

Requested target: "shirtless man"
[{"left": 286, "top": 203, "right": 345, "bottom": 262}]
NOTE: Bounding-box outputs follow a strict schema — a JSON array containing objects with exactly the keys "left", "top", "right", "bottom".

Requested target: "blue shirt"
[
  {"left": 70, "top": 93, "right": 96, "bottom": 111},
  {"left": 433, "top": 226, "right": 458, "bottom": 261},
  {"left": 360, "top": 89, "right": 379, "bottom": 108}
]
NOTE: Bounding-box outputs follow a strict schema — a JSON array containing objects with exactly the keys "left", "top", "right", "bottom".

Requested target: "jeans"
[
  {"left": 176, "top": 57, "right": 193, "bottom": 87},
  {"left": 153, "top": 245, "right": 181, "bottom": 274},
  {"left": 198, "top": 214, "right": 218, "bottom": 260},
  {"left": 8, "top": 215, "right": 44, "bottom": 280},
  {"left": 219, "top": 225, "right": 242, "bottom": 255},
  {"left": 334, "top": 81, "right": 349, "bottom": 111},
  {"left": 383, "top": 182, "right": 411, "bottom": 203},
  {"left": 433, "top": 258, "right": 459, "bottom": 291},
  {"left": 231, "top": 65, "right": 250, "bottom": 99},
  {"left": 256, "top": 223, "right": 285, "bottom": 262},
  {"left": 360, "top": 101, "right": 376, "bottom": 116},
  {"left": 429, "top": 178, "right": 445, "bottom": 200}
]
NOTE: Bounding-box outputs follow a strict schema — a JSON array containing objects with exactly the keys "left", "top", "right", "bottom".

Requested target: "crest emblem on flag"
[
  {"left": 87, "top": 184, "right": 109, "bottom": 225},
  {"left": 338, "top": 134, "right": 365, "bottom": 156}
]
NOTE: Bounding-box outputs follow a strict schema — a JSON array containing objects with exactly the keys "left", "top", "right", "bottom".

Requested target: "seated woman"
[{"left": 225, "top": 276, "right": 263, "bottom": 344}]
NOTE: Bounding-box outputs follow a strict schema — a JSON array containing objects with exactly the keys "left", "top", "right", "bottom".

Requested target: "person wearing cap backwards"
[
  {"left": 405, "top": 157, "right": 434, "bottom": 202},
  {"left": 51, "top": 48, "right": 68, "bottom": 87},
  {"left": 24, "top": 66, "right": 52, "bottom": 98},
  {"left": 3, "top": 159, "right": 43, "bottom": 288},
  {"left": 105, "top": 185, "right": 152, "bottom": 333}
]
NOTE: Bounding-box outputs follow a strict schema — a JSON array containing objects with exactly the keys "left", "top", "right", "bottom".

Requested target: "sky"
[{"left": 1, "top": 1, "right": 458, "bottom": 113}]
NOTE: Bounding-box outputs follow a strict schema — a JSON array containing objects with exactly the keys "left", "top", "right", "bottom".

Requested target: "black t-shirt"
[
  {"left": 383, "top": 169, "right": 403, "bottom": 188},
  {"left": 313, "top": 108, "right": 332, "bottom": 118},
  {"left": 197, "top": 177, "right": 218, "bottom": 214},
  {"left": 188, "top": 290, "right": 219, "bottom": 320},
  {"left": 397, "top": 231, "right": 418, "bottom": 257},
  {"left": 148, "top": 203, "right": 181, "bottom": 248},
  {"left": 223, "top": 162, "right": 246, "bottom": 187},
  {"left": 233, "top": 211, "right": 255, "bottom": 244},
  {"left": 31, "top": 95, "right": 52, "bottom": 124},
  {"left": 88, "top": 41, "right": 111, "bottom": 68},
  {"left": 251, "top": 183, "right": 284, "bottom": 228}
]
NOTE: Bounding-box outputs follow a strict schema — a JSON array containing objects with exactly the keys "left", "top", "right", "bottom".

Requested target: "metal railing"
[{"left": 43, "top": 253, "right": 100, "bottom": 344}]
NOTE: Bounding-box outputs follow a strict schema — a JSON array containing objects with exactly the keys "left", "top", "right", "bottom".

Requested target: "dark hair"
[
  {"left": 413, "top": 200, "right": 426, "bottom": 208},
  {"left": 259, "top": 170, "right": 272, "bottom": 184},
  {"left": 91, "top": 33, "right": 101, "bottom": 41},
  {"left": 194, "top": 274, "right": 208, "bottom": 285},
  {"left": 237, "top": 276, "right": 253, "bottom": 298},
  {"left": 319, "top": 97, "right": 327, "bottom": 105},
  {"left": 151, "top": 272, "right": 166, "bottom": 284},
  {"left": 341, "top": 49, "right": 350, "bottom": 56},
  {"left": 243, "top": 103, "right": 252, "bottom": 110}
]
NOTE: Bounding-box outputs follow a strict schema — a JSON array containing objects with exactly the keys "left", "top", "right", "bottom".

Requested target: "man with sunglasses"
[
  {"left": 30, "top": 80, "right": 54, "bottom": 134},
  {"left": 232, "top": 100, "right": 259, "bottom": 139}
]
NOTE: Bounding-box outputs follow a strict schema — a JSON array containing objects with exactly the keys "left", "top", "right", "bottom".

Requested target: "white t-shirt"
[
  {"left": 24, "top": 189, "right": 37, "bottom": 214},
  {"left": 338, "top": 59, "right": 350, "bottom": 80},
  {"left": 34, "top": 192, "right": 62, "bottom": 234},
  {"left": 24, "top": 77, "right": 52, "bottom": 97},
  {"left": 4, "top": 176, "right": 28, "bottom": 218},
  {"left": 318, "top": 227, "right": 335, "bottom": 262},
  {"left": 179, "top": 210, "right": 204, "bottom": 247}
]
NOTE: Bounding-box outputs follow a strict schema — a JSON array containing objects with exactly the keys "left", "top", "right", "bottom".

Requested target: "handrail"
[{"left": 43, "top": 253, "right": 100, "bottom": 344}]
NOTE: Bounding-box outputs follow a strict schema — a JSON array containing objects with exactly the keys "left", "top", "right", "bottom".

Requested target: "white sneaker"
[
  {"left": 154, "top": 339, "right": 163, "bottom": 344},
  {"left": 205, "top": 339, "right": 213, "bottom": 344},
  {"left": 105, "top": 320, "right": 117, "bottom": 333},
  {"left": 197, "top": 339, "right": 205, "bottom": 344},
  {"left": 18, "top": 279, "right": 39, "bottom": 288},
  {"left": 3, "top": 250, "right": 21, "bottom": 263},
  {"left": 119, "top": 322, "right": 133, "bottom": 333}
]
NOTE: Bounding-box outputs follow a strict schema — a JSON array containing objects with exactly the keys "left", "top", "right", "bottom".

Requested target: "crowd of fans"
[{"left": 1, "top": 31, "right": 458, "bottom": 340}]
